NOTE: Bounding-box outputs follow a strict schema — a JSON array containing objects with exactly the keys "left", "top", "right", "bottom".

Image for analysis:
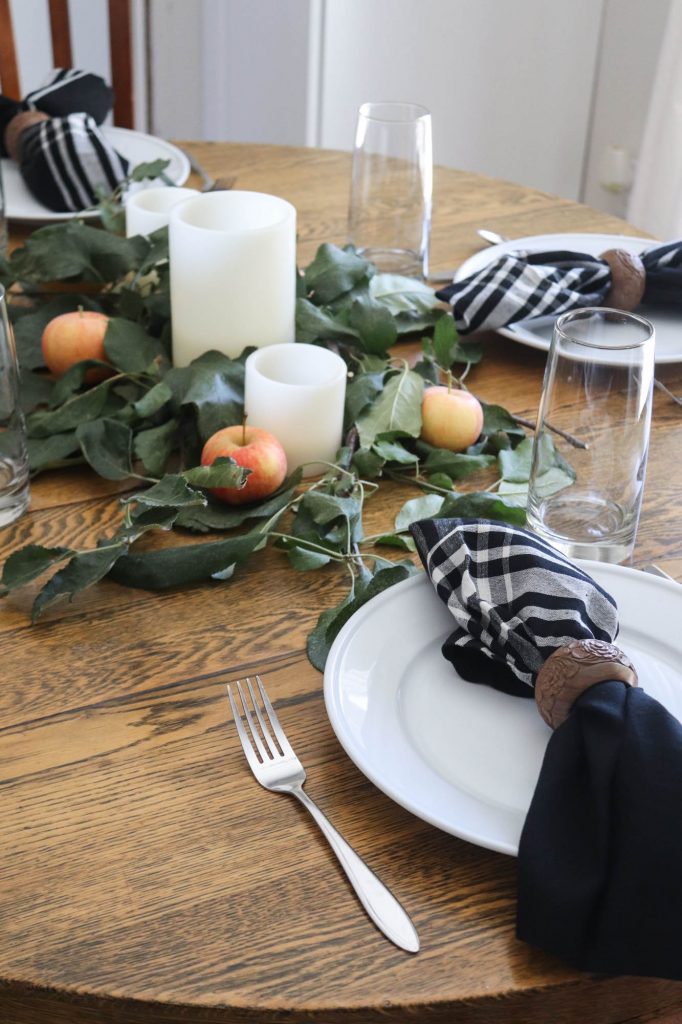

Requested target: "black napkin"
[
  {"left": 0, "top": 69, "right": 128, "bottom": 212},
  {"left": 435, "top": 241, "right": 682, "bottom": 334},
  {"left": 410, "top": 516, "right": 682, "bottom": 981}
]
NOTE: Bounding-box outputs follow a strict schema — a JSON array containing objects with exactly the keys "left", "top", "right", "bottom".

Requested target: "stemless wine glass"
[
  {"left": 0, "top": 286, "right": 30, "bottom": 526},
  {"left": 526, "top": 307, "right": 655, "bottom": 563},
  {"left": 347, "top": 101, "right": 432, "bottom": 279}
]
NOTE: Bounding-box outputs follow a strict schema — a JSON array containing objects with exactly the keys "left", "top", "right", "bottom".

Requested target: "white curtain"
[{"left": 628, "top": 0, "right": 682, "bottom": 238}]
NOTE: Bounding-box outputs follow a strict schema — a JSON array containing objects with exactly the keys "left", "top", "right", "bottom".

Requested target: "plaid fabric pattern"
[
  {"left": 20, "top": 112, "right": 129, "bottom": 212},
  {"left": 409, "top": 518, "right": 618, "bottom": 691},
  {"left": 436, "top": 242, "right": 682, "bottom": 334}
]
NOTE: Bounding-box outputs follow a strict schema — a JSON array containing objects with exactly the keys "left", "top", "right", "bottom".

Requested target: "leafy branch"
[{"left": 0, "top": 215, "right": 574, "bottom": 668}]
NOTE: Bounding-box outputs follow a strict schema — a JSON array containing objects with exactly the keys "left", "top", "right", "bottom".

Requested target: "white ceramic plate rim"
[
  {"left": 324, "top": 562, "right": 682, "bottom": 856},
  {"left": 454, "top": 232, "right": 681, "bottom": 365},
  {"left": 2, "top": 126, "right": 190, "bottom": 222}
]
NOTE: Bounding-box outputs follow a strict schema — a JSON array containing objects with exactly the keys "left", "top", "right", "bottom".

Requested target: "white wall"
[
  {"left": 318, "top": 0, "right": 603, "bottom": 200},
  {"left": 582, "top": 0, "right": 672, "bottom": 218}
]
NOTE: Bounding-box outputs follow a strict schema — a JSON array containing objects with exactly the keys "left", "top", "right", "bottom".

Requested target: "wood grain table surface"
[{"left": 1, "top": 142, "right": 682, "bottom": 1024}]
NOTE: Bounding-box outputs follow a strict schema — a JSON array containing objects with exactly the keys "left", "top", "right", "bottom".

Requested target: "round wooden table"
[{"left": 1, "top": 143, "right": 682, "bottom": 1024}]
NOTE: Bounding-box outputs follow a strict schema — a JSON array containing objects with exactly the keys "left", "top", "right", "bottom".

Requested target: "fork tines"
[{"left": 227, "top": 675, "right": 291, "bottom": 765}]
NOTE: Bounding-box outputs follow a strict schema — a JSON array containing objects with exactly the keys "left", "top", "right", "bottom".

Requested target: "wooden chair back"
[{"left": 0, "top": 0, "right": 134, "bottom": 128}]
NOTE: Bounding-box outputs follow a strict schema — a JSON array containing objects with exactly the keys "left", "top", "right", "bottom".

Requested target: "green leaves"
[
  {"left": 8, "top": 221, "right": 146, "bottom": 284},
  {"left": 165, "top": 350, "right": 245, "bottom": 440},
  {"left": 356, "top": 365, "right": 424, "bottom": 448},
  {"left": 307, "top": 562, "right": 419, "bottom": 671},
  {"left": 104, "top": 318, "right": 169, "bottom": 375},
  {"left": 0, "top": 545, "right": 73, "bottom": 594},
  {"left": 302, "top": 244, "right": 373, "bottom": 303},
  {"left": 497, "top": 434, "right": 575, "bottom": 506},
  {"left": 76, "top": 419, "right": 133, "bottom": 480},
  {"left": 5, "top": 221, "right": 553, "bottom": 669}
]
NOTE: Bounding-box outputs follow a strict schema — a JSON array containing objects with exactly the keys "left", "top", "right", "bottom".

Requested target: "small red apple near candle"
[
  {"left": 201, "top": 425, "right": 288, "bottom": 505},
  {"left": 420, "top": 386, "right": 484, "bottom": 452},
  {"left": 41, "top": 309, "right": 111, "bottom": 381}
]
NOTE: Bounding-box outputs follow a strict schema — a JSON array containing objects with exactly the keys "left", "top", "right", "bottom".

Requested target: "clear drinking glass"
[
  {"left": 347, "top": 101, "right": 432, "bottom": 279},
  {"left": 0, "top": 286, "right": 30, "bottom": 526},
  {"left": 526, "top": 307, "right": 654, "bottom": 563}
]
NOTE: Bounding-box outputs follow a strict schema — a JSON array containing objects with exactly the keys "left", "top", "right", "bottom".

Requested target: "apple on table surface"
[
  {"left": 420, "top": 386, "right": 484, "bottom": 452},
  {"left": 201, "top": 425, "right": 288, "bottom": 505},
  {"left": 41, "top": 309, "right": 111, "bottom": 381}
]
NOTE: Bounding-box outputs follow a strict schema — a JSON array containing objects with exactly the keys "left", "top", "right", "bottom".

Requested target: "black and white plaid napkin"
[
  {"left": 0, "top": 69, "right": 128, "bottom": 212},
  {"left": 410, "top": 516, "right": 682, "bottom": 981},
  {"left": 436, "top": 241, "right": 682, "bottom": 334}
]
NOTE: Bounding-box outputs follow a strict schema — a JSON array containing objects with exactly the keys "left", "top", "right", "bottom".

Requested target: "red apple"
[
  {"left": 201, "top": 425, "right": 288, "bottom": 505},
  {"left": 41, "top": 309, "right": 111, "bottom": 381},
  {"left": 420, "top": 386, "right": 484, "bottom": 452}
]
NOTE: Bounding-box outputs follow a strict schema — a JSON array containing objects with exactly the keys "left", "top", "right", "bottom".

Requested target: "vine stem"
[{"left": 512, "top": 414, "right": 589, "bottom": 450}]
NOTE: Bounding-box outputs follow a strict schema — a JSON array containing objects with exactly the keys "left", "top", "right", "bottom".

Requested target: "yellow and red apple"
[
  {"left": 41, "top": 309, "right": 111, "bottom": 381},
  {"left": 201, "top": 425, "right": 287, "bottom": 505},
  {"left": 420, "top": 386, "right": 484, "bottom": 452}
]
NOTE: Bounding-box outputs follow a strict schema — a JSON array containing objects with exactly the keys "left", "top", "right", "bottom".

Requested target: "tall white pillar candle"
[
  {"left": 125, "top": 187, "right": 198, "bottom": 237},
  {"left": 244, "top": 344, "right": 347, "bottom": 477},
  {"left": 169, "top": 191, "right": 296, "bottom": 366}
]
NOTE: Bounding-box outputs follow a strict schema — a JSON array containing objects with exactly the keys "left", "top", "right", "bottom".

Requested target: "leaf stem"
[{"left": 512, "top": 414, "right": 589, "bottom": 450}]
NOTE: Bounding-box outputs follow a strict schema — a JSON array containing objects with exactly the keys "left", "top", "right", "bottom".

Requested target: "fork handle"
[{"left": 291, "top": 787, "right": 419, "bottom": 953}]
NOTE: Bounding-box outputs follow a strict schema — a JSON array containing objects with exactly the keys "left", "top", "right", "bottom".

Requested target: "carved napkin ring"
[
  {"left": 4, "top": 110, "right": 50, "bottom": 161},
  {"left": 600, "top": 248, "right": 646, "bottom": 311},
  {"left": 535, "top": 639, "right": 638, "bottom": 729}
]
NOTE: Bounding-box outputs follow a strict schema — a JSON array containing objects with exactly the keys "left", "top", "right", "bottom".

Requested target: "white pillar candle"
[
  {"left": 169, "top": 191, "right": 296, "bottom": 366},
  {"left": 244, "top": 344, "right": 347, "bottom": 477},
  {"left": 125, "top": 187, "right": 198, "bottom": 237}
]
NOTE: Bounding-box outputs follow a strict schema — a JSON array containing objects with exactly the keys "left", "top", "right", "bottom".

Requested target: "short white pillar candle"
[
  {"left": 169, "top": 191, "right": 296, "bottom": 366},
  {"left": 125, "top": 186, "right": 198, "bottom": 237},
  {"left": 244, "top": 343, "right": 347, "bottom": 477}
]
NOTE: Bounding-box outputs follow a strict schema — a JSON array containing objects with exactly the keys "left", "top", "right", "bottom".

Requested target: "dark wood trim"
[
  {"left": 48, "top": 0, "right": 72, "bottom": 69},
  {"left": 108, "top": 0, "right": 135, "bottom": 128},
  {"left": 0, "top": 0, "right": 21, "bottom": 98}
]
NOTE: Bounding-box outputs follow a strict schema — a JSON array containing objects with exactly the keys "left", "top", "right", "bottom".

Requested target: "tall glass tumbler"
[
  {"left": 0, "top": 286, "right": 30, "bottom": 526},
  {"left": 347, "top": 102, "right": 432, "bottom": 279},
  {"left": 526, "top": 308, "right": 655, "bottom": 563}
]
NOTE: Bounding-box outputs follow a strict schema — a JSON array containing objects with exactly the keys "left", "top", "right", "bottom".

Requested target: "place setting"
[{"left": 1, "top": 79, "right": 682, "bottom": 1020}]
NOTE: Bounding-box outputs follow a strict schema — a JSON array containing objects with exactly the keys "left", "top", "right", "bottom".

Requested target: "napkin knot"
[{"left": 409, "top": 517, "right": 619, "bottom": 698}]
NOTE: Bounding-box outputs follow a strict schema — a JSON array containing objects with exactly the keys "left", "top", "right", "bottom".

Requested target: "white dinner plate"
[
  {"left": 454, "top": 232, "right": 682, "bottom": 364},
  {"left": 1, "top": 126, "right": 191, "bottom": 223},
  {"left": 324, "top": 564, "right": 682, "bottom": 856}
]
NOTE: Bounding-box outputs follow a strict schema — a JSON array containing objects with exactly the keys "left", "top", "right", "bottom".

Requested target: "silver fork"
[{"left": 227, "top": 675, "right": 420, "bottom": 953}]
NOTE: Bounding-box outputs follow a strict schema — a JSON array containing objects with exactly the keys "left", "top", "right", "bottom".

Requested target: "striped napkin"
[
  {"left": 436, "top": 241, "right": 682, "bottom": 334},
  {"left": 0, "top": 69, "right": 129, "bottom": 212},
  {"left": 410, "top": 516, "right": 682, "bottom": 982}
]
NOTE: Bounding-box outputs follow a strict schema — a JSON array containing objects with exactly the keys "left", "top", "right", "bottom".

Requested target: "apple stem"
[
  {"left": 241, "top": 414, "right": 247, "bottom": 447},
  {"left": 78, "top": 305, "right": 84, "bottom": 317}
]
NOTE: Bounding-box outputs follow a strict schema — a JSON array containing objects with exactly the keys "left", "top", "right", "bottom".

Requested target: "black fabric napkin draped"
[
  {"left": 0, "top": 69, "right": 128, "bottom": 212},
  {"left": 435, "top": 241, "right": 682, "bottom": 334},
  {"left": 409, "top": 516, "right": 682, "bottom": 981}
]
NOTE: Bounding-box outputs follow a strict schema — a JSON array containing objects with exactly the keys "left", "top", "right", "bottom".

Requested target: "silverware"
[
  {"left": 477, "top": 228, "right": 509, "bottom": 246},
  {"left": 227, "top": 674, "right": 420, "bottom": 953},
  {"left": 653, "top": 379, "right": 682, "bottom": 407},
  {"left": 181, "top": 147, "right": 237, "bottom": 192},
  {"left": 642, "top": 564, "right": 677, "bottom": 582}
]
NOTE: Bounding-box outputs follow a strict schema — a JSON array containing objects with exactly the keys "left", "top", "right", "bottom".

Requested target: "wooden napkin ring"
[
  {"left": 4, "top": 110, "right": 50, "bottom": 162},
  {"left": 535, "top": 639, "right": 638, "bottom": 729},
  {"left": 600, "top": 248, "right": 646, "bottom": 311}
]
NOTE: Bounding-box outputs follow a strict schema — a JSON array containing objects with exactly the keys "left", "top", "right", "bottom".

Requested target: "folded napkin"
[
  {"left": 410, "top": 517, "right": 682, "bottom": 981},
  {"left": 436, "top": 240, "right": 682, "bottom": 334},
  {"left": 0, "top": 69, "right": 128, "bottom": 212}
]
